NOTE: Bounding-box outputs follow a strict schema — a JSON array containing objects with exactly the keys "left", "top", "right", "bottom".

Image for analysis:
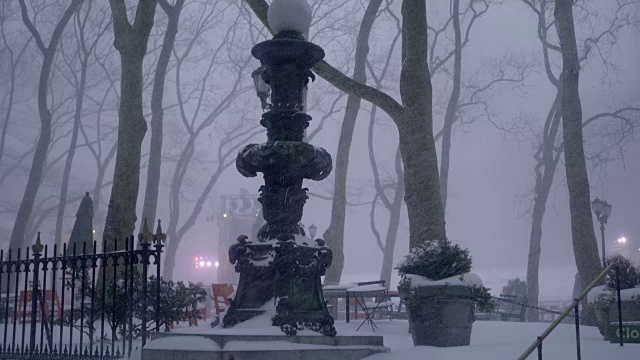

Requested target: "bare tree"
[
  {"left": 366, "top": 4, "right": 404, "bottom": 287},
  {"left": 0, "top": 2, "right": 31, "bottom": 170},
  {"left": 140, "top": 0, "right": 185, "bottom": 232},
  {"left": 162, "top": 3, "right": 261, "bottom": 278},
  {"left": 322, "top": 0, "right": 384, "bottom": 284},
  {"left": 248, "top": 0, "right": 447, "bottom": 251},
  {"left": 103, "top": 0, "right": 158, "bottom": 247},
  {"left": 54, "top": 2, "right": 111, "bottom": 248},
  {"left": 9, "top": 0, "right": 85, "bottom": 251},
  {"left": 425, "top": 0, "right": 490, "bottom": 212},
  {"left": 520, "top": 0, "right": 640, "bottom": 321}
]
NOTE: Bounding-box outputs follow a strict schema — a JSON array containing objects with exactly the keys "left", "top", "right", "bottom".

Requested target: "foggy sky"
[{"left": 1, "top": 1, "right": 638, "bottom": 300}]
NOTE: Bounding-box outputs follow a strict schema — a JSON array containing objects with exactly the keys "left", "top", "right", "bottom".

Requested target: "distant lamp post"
[
  {"left": 308, "top": 224, "right": 317, "bottom": 239},
  {"left": 591, "top": 197, "right": 612, "bottom": 265}
]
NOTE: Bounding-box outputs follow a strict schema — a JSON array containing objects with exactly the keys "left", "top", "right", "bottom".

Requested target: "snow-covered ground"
[
  {"left": 159, "top": 314, "right": 640, "bottom": 360},
  {"left": 359, "top": 320, "right": 639, "bottom": 360}
]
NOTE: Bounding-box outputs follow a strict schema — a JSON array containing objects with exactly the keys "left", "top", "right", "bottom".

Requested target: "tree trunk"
[
  {"left": 103, "top": 54, "right": 149, "bottom": 247},
  {"left": 54, "top": 56, "right": 89, "bottom": 249},
  {"left": 439, "top": 0, "right": 462, "bottom": 214},
  {"left": 91, "top": 145, "right": 117, "bottom": 235},
  {"left": 379, "top": 147, "right": 404, "bottom": 287},
  {"left": 399, "top": 0, "right": 446, "bottom": 249},
  {"left": 526, "top": 90, "right": 562, "bottom": 322},
  {"left": 141, "top": 0, "right": 184, "bottom": 232},
  {"left": 103, "top": 0, "right": 157, "bottom": 248},
  {"left": 162, "top": 228, "right": 179, "bottom": 278},
  {"left": 323, "top": 0, "right": 383, "bottom": 285},
  {"left": 9, "top": 0, "right": 84, "bottom": 251},
  {"left": 554, "top": 0, "right": 602, "bottom": 292}
]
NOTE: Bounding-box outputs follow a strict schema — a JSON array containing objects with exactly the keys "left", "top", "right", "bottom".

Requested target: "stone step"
[{"left": 142, "top": 333, "right": 388, "bottom": 360}]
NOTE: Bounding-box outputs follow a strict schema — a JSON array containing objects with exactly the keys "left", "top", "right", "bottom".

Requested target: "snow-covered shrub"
[
  {"left": 396, "top": 239, "right": 471, "bottom": 281},
  {"left": 606, "top": 254, "right": 640, "bottom": 291},
  {"left": 396, "top": 239, "right": 493, "bottom": 311},
  {"left": 58, "top": 269, "right": 207, "bottom": 339},
  {"left": 592, "top": 291, "right": 616, "bottom": 310}
]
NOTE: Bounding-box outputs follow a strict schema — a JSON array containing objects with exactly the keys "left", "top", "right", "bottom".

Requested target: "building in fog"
[{"left": 216, "top": 191, "right": 263, "bottom": 284}]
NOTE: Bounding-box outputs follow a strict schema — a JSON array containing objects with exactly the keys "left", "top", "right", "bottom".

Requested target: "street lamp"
[
  {"left": 591, "top": 197, "right": 612, "bottom": 265},
  {"left": 617, "top": 237, "right": 626, "bottom": 244},
  {"left": 225, "top": 0, "right": 335, "bottom": 337},
  {"left": 251, "top": 66, "right": 271, "bottom": 110},
  {"left": 308, "top": 224, "right": 317, "bottom": 239}
]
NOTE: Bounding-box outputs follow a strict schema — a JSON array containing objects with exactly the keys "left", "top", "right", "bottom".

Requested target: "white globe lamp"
[{"left": 268, "top": 0, "right": 312, "bottom": 37}]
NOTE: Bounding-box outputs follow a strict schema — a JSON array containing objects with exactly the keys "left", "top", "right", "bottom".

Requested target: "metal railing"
[
  {"left": 0, "top": 234, "right": 163, "bottom": 360},
  {"left": 518, "top": 262, "right": 625, "bottom": 360}
]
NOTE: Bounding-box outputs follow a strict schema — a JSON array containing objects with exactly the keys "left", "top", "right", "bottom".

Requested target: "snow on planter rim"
[
  {"left": 587, "top": 284, "right": 640, "bottom": 302},
  {"left": 145, "top": 335, "right": 221, "bottom": 350},
  {"left": 405, "top": 272, "right": 483, "bottom": 289}
]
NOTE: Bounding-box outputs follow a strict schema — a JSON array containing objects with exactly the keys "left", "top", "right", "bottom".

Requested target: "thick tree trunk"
[
  {"left": 439, "top": 0, "right": 462, "bottom": 213},
  {"left": 399, "top": 0, "right": 446, "bottom": 249},
  {"left": 526, "top": 90, "right": 562, "bottom": 321},
  {"left": 141, "top": 0, "right": 184, "bottom": 232},
  {"left": 9, "top": 0, "right": 84, "bottom": 251},
  {"left": 379, "top": 147, "right": 404, "bottom": 287},
  {"left": 554, "top": 0, "right": 602, "bottom": 292},
  {"left": 525, "top": 157, "right": 559, "bottom": 321},
  {"left": 162, "top": 228, "right": 179, "bottom": 278},
  {"left": 323, "top": 0, "right": 383, "bottom": 285},
  {"left": 103, "top": 55, "right": 148, "bottom": 248},
  {"left": 103, "top": 0, "right": 157, "bottom": 248}
]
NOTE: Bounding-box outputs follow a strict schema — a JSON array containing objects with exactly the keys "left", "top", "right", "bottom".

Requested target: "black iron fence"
[{"left": 0, "top": 234, "right": 163, "bottom": 360}]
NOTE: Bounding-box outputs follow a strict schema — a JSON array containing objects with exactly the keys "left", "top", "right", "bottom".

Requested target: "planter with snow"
[
  {"left": 590, "top": 255, "right": 640, "bottom": 340},
  {"left": 591, "top": 287, "right": 640, "bottom": 340},
  {"left": 396, "top": 240, "right": 493, "bottom": 347}
]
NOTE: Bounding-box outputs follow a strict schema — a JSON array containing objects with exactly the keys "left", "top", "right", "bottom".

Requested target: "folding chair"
[
  {"left": 210, "top": 283, "right": 234, "bottom": 327},
  {"left": 348, "top": 280, "right": 390, "bottom": 332}
]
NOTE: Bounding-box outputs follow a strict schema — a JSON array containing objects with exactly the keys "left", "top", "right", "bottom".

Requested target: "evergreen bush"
[
  {"left": 606, "top": 254, "right": 640, "bottom": 291},
  {"left": 396, "top": 239, "right": 471, "bottom": 280}
]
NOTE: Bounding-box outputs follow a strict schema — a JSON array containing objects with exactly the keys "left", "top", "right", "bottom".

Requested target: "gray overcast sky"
[
  {"left": 177, "top": 1, "right": 640, "bottom": 295},
  {"left": 2, "top": 0, "right": 637, "bottom": 299}
]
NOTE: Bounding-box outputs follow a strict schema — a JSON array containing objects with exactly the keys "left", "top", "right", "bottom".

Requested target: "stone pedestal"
[{"left": 142, "top": 332, "right": 388, "bottom": 360}]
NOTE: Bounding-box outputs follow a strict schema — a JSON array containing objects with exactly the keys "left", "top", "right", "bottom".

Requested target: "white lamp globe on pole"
[{"left": 268, "top": 0, "right": 312, "bottom": 37}]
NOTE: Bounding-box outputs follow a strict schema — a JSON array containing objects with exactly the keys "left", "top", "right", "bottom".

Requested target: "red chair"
[
  {"left": 210, "top": 284, "right": 234, "bottom": 327},
  {"left": 15, "top": 289, "right": 61, "bottom": 324}
]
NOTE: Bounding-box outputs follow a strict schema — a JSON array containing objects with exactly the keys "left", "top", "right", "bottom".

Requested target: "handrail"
[{"left": 517, "top": 262, "right": 621, "bottom": 360}]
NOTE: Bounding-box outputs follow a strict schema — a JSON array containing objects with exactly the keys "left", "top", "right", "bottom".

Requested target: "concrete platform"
[{"left": 142, "top": 331, "right": 388, "bottom": 360}]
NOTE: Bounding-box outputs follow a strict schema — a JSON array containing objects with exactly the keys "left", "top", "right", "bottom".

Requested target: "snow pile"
[
  {"left": 405, "top": 273, "right": 483, "bottom": 288},
  {"left": 144, "top": 335, "right": 220, "bottom": 351},
  {"left": 587, "top": 285, "right": 640, "bottom": 302},
  {"left": 224, "top": 340, "right": 332, "bottom": 351}
]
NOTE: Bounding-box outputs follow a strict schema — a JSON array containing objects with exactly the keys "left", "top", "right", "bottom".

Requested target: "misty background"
[{"left": 0, "top": 0, "right": 638, "bottom": 301}]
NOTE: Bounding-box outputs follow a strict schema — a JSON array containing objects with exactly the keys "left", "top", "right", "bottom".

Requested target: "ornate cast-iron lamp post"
[
  {"left": 591, "top": 197, "right": 612, "bottom": 266},
  {"left": 222, "top": 0, "right": 335, "bottom": 336}
]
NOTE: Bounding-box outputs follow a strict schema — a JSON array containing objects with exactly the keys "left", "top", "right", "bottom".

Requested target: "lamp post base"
[{"left": 222, "top": 235, "right": 336, "bottom": 336}]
